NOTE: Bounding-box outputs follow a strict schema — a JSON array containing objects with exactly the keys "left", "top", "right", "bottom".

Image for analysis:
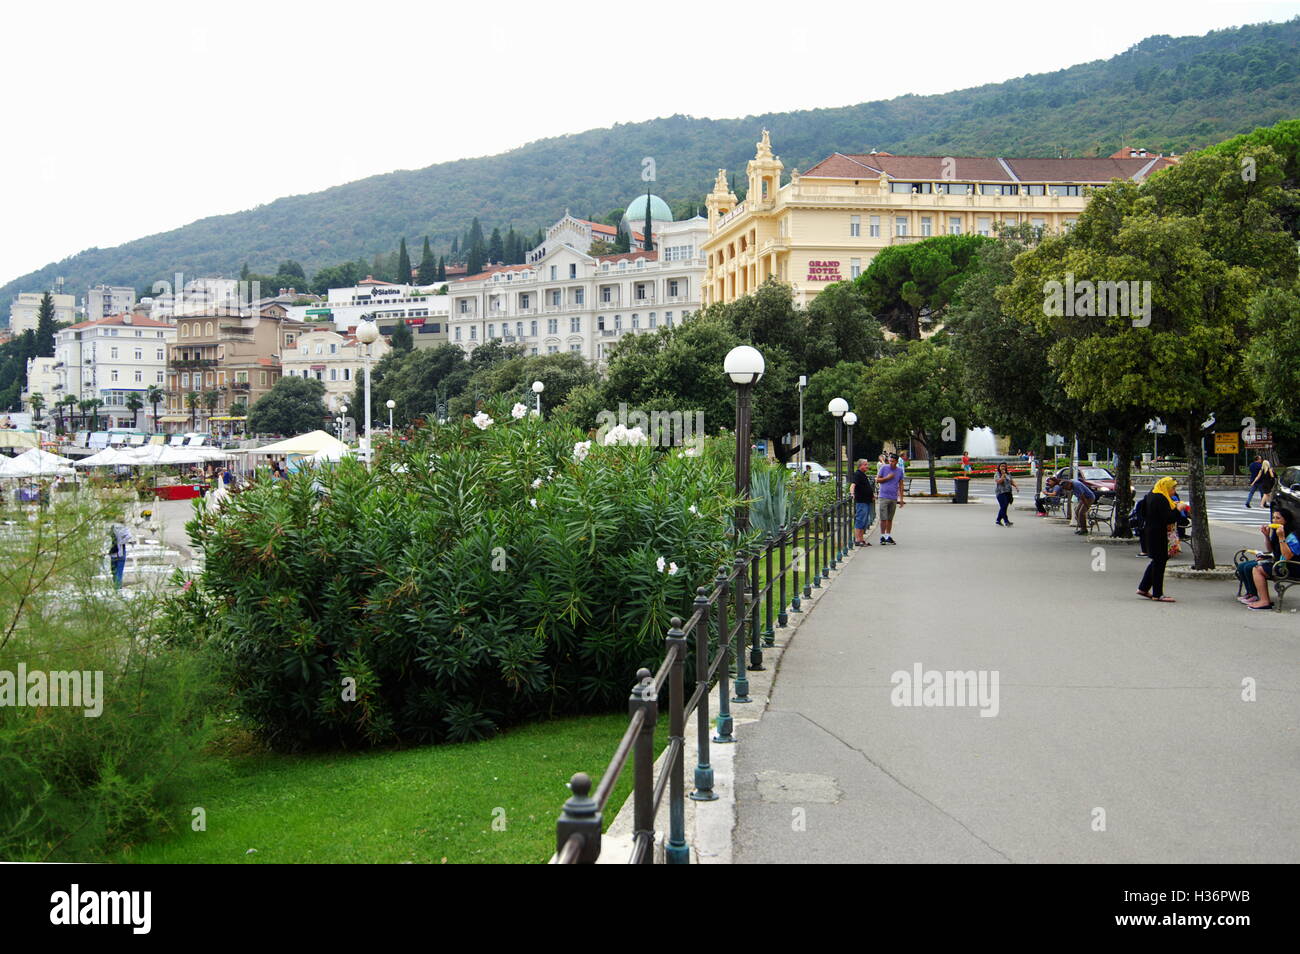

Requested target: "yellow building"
[{"left": 703, "top": 131, "right": 1177, "bottom": 307}]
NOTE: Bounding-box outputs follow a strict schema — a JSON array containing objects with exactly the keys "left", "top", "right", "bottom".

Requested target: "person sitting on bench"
[
  {"left": 1241, "top": 510, "right": 1300, "bottom": 610},
  {"left": 1035, "top": 476, "right": 1063, "bottom": 515}
]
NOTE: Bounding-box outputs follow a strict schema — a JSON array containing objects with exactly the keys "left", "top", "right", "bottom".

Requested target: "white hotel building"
[
  {"left": 53, "top": 313, "right": 176, "bottom": 429},
  {"left": 447, "top": 209, "right": 707, "bottom": 362},
  {"left": 291, "top": 278, "right": 450, "bottom": 346}
]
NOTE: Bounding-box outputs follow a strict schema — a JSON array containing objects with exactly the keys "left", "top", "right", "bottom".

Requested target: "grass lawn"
[{"left": 118, "top": 712, "right": 653, "bottom": 865}]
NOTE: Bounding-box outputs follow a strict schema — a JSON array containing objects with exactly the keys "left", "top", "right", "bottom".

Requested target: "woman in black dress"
[{"left": 1138, "top": 477, "right": 1181, "bottom": 603}]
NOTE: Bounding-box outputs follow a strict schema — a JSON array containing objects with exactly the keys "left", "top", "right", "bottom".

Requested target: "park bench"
[
  {"left": 1232, "top": 547, "right": 1298, "bottom": 612},
  {"left": 1041, "top": 493, "right": 1065, "bottom": 516},
  {"left": 1087, "top": 495, "right": 1117, "bottom": 535}
]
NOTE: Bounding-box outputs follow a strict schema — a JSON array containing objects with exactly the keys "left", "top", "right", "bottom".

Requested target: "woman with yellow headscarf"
[{"left": 1138, "top": 476, "right": 1182, "bottom": 602}]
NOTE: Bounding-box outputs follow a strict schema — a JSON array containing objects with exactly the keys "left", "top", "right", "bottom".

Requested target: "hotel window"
[
  {"left": 206, "top": 322, "right": 214, "bottom": 336},
  {"left": 135, "top": 371, "right": 143, "bottom": 383},
  {"left": 614, "top": 315, "right": 622, "bottom": 330},
  {"left": 1063, "top": 218, "right": 1078, "bottom": 231},
  {"left": 515, "top": 322, "right": 523, "bottom": 338},
  {"left": 920, "top": 217, "right": 932, "bottom": 237},
  {"left": 469, "top": 327, "right": 477, "bottom": 340},
  {"left": 573, "top": 288, "right": 584, "bottom": 305},
  {"left": 156, "top": 372, "right": 164, "bottom": 383},
  {"left": 570, "top": 316, "right": 581, "bottom": 333},
  {"left": 569, "top": 264, "right": 577, "bottom": 279},
  {"left": 547, "top": 345, "right": 558, "bottom": 354},
  {"left": 632, "top": 314, "right": 639, "bottom": 329},
  {"left": 980, "top": 184, "right": 1018, "bottom": 196},
  {"left": 300, "top": 344, "right": 308, "bottom": 355},
  {"left": 330, "top": 343, "right": 337, "bottom": 354},
  {"left": 850, "top": 258, "right": 862, "bottom": 279},
  {"left": 635, "top": 283, "right": 647, "bottom": 301},
  {"left": 1003, "top": 216, "right": 1018, "bottom": 226},
  {"left": 649, "top": 313, "right": 657, "bottom": 328},
  {"left": 1024, "top": 184, "right": 1045, "bottom": 196},
  {"left": 938, "top": 182, "right": 971, "bottom": 195},
  {"left": 570, "top": 344, "right": 581, "bottom": 353},
  {"left": 601, "top": 287, "right": 612, "bottom": 303},
  {"left": 316, "top": 344, "right": 323, "bottom": 354},
  {"left": 668, "top": 279, "right": 680, "bottom": 297},
  {"left": 894, "top": 217, "right": 908, "bottom": 237},
  {"left": 330, "top": 369, "right": 337, "bottom": 381},
  {"left": 547, "top": 318, "right": 558, "bottom": 334},
  {"left": 531, "top": 320, "right": 539, "bottom": 336},
  {"left": 181, "top": 324, "right": 189, "bottom": 337},
  {"left": 977, "top": 217, "right": 992, "bottom": 236},
  {"left": 665, "top": 312, "right": 674, "bottom": 327},
  {"left": 598, "top": 316, "right": 605, "bottom": 330},
  {"left": 949, "top": 217, "right": 962, "bottom": 235},
  {"left": 134, "top": 348, "right": 142, "bottom": 360},
  {"left": 636, "top": 259, "right": 644, "bottom": 268},
  {"left": 156, "top": 348, "right": 164, "bottom": 360},
  {"left": 111, "top": 370, "right": 119, "bottom": 382},
  {"left": 181, "top": 373, "right": 189, "bottom": 388},
  {"left": 550, "top": 290, "right": 561, "bottom": 306},
  {"left": 1049, "top": 185, "right": 1081, "bottom": 196},
  {"left": 260, "top": 372, "right": 267, "bottom": 386},
  {"left": 488, "top": 324, "right": 495, "bottom": 338},
  {"left": 892, "top": 182, "right": 931, "bottom": 193},
  {"left": 550, "top": 266, "right": 557, "bottom": 280},
  {"left": 343, "top": 369, "right": 350, "bottom": 381},
  {"left": 869, "top": 216, "right": 881, "bottom": 237},
  {"left": 110, "top": 347, "right": 118, "bottom": 359},
  {"left": 850, "top": 215, "right": 861, "bottom": 237}
]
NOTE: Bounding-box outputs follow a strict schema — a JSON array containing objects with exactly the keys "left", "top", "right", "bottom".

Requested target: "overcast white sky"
[{"left": 2, "top": 0, "right": 1297, "bottom": 286}]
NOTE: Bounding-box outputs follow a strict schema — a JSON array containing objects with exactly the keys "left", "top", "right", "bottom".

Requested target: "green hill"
[{"left": 4, "top": 18, "right": 1299, "bottom": 312}]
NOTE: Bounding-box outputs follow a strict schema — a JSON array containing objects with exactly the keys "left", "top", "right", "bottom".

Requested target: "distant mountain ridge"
[{"left": 4, "top": 17, "right": 1299, "bottom": 316}]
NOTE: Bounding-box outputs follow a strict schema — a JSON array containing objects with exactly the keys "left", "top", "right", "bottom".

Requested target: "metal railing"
[{"left": 554, "top": 494, "right": 854, "bottom": 864}]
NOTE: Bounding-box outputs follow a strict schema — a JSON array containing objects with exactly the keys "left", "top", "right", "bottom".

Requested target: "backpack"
[{"left": 1129, "top": 497, "right": 1146, "bottom": 537}]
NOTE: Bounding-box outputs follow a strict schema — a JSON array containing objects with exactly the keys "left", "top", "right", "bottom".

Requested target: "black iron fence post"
[
  {"left": 747, "top": 549, "right": 763, "bottom": 670},
  {"left": 778, "top": 523, "right": 789, "bottom": 627},
  {"left": 665, "top": 619, "right": 689, "bottom": 864},
  {"left": 804, "top": 514, "right": 815, "bottom": 595},
  {"left": 820, "top": 505, "right": 831, "bottom": 582},
  {"left": 732, "top": 552, "right": 752, "bottom": 703},
  {"left": 713, "top": 566, "right": 736, "bottom": 742},
  {"left": 556, "top": 772, "right": 601, "bottom": 863},
  {"left": 763, "top": 531, "right": 775, "bottom": 646},
  {"left": 691, "top": 586, "right": 720, "bottom": 796},
  {"left": 631, "top": 668, "right": 658, "bottom": 864}
]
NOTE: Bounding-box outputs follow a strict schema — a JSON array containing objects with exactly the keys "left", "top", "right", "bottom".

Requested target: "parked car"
[
  {"left": 787, "top": 460, "right": 832, "bottom": 483},
  {"left": 1054, "top": 465, "right": 1120, "bottom": 496},
  {"left": 1274, "top": 465, "right": 1300, "bottom": 524}
]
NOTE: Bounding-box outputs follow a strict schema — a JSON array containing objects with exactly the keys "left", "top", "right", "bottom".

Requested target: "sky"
[{"left": 2, "top": 0, "right": 1297, "bottom": 288}]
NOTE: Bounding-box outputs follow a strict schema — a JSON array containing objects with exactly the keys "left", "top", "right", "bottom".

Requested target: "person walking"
[
  {"left": 1251, "top": 459, "right": 1277, "bottom": 510},
  {"left": 851, "top": 459, "right": 875, "bottom": 546},
  {"left": 108, "top": 521, "right": 134, "bottom": 590},
  {"left": 1245, "top": 454, "right": 1263, "bottom": 508},
  {"left": 1137, "top": 477, "right": 1181, "bottom": 603},
  {"left": 876, "top": 452, "right": 905, "bottom": 545},
  {"left": 994, "top": 463, "right": 1018, "bottom": 526}
]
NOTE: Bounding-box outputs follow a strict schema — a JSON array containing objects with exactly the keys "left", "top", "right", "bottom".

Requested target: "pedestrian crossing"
[{"left": 1203, "top": 491, "right": 1277, "bottom": 527}]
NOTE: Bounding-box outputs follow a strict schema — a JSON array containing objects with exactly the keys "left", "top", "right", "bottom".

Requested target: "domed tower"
[
  {"left": 621, "top": 193, "right": 673, "bottom": 250},
  {"left": 747, "top": 129, "right": 783, "bottom": 212},
  {"left": 705, "top": 169, "right": 738, "bottom": 236}
]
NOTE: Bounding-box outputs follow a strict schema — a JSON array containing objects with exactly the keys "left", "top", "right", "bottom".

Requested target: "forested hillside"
[{"left": 3, "top": 17, "right": 1298, "bottom": 313}]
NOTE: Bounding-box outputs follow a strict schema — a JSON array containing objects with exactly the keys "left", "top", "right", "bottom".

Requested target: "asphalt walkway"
[{"left": 732, "top": 498, "right": 1299, "bottom": 863}]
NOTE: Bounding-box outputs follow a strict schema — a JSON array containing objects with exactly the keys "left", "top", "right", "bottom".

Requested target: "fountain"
[{"left": 964, "top": 427, "right": 999, "bottom": 457}]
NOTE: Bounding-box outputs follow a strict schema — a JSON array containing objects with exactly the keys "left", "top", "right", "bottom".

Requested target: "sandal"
[
  {"left": 1136, "top": 590, "right": 1151, "bottom": 599},
  {"left": 1247, "top": 603, "right": 1272, "bottom": 610},
  {"left": 1152, "top": 596, "right": 1176, "bottom": 602},
  {"left": 1237, "top": 596, "right": 1259, "bottom": 604}
]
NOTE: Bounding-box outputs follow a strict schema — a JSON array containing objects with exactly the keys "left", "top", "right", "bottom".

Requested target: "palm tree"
[
  {"left": 86, "top": 399, "right": 105, "bottom": 431},
  {"left": 28, "top": 392, "right": 45, "bottom": 425},
  {"left": 185, "top": 391, "right": 200, "bottom": 430},
  {"left": 77, "top": 399, "right": 94, "bottom": 431},
  {"left": 146, "top": 385, "right": 166, "bottom": 432},
  {"left": 57, "top": 395, "right": 77, "bottom": 434},
  {"left": 125, "top": 392, "right": 145, "bottom": 429},
  {"left": 202, "top": 390, "right": 220, "bottom": 429}
]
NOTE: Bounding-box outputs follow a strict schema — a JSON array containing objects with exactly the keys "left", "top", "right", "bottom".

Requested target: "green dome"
[{"left": 622, "top": 194, "right": 673, "bottom": 229}]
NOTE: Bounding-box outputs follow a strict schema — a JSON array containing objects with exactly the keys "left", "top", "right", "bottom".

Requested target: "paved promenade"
[{"left": 732, "top": 498, "right": 1300, "bottom": 863}]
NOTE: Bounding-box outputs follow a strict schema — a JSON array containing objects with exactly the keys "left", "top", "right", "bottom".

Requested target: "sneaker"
[
  {"left": 1074, "top": 529, "right": 1088, "bottom": 535},
  {"left": 880, "top": 536, "right": 887, "bottom": 545},
  {"left": 886, "top": 537, "right": 898, "bottom": 545},
  {"left": 1005, "top": 520, "right": 1014, "bottom": 526}
]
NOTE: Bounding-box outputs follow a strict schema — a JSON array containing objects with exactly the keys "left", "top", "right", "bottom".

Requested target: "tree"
[
  {"left": 461, "top": 352, "right": 601, "bottom": 420},
  {"left": 854, "top": 339, "right": 971, "bottom": 495},
  {"left": 465, "top": 219, "right": 487, "bottom": 275},
  {"left": 202, "top": 390, "right": 220, "bottom": 426},
  {"left": 612, "top": 225, "right": 631, "bottom": 253},
  {"left": 855, "top": 234, "right": 992, "bottom": 339},
  {"left": 125, "top": 393, "right": 144, "bottom": 429},
  {"left": 360, "top": 344, "right": 471, "bottom": 427},
  {"left": 436, "top": 256, "right": 447, "bottom": 282},
  {"left": 488, "top": 227, "right": 504, "bottom": 264},
  {"left": 146, "top": 385, "right": 166, "bottom": 431},
  {"left": 84, "top": 399, "right": 104, "bottom": 431},
  {"left": 801, "top": 281, "right": 886, "bottom": 370},
  {"left": 397, "top": 238, "right": 412, "bottom": 284},
  {"left": 416, "top": 237, "right": 438, "bottom": 284},
  {"left": 247, "top": 376, "right": 328, "bottom": 436},
  {"left": 588, "top": 238, "right": 617, "bottom": 256},
  {"left": 28, "top": 392, "right": 45, "bottom": 424},
  {"left": 388, "top": 321, "right": 414, "bottom": 352},
  {"left": 56, "top": 395, "right": 77, "bottom": 434},
  {"left": 35, "top": 292, "right": 57, "bottom": 357},
  {"left": 185, "top": 391, "right": 200, "bottom": 430}
]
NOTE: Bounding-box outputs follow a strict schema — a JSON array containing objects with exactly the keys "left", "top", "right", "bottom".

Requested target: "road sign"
[
  {"left": 1046, "top": 434, "right": 1065, "bottom": 446},
  {"left": 1214, "top": 432, "right": 1239, "bottom": 454},
  {"left": 1246, "top": 426, "right": 1273, "bottom": 449}
]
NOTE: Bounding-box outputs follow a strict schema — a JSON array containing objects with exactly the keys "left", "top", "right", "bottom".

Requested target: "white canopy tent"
[
  {"left": 253, "top": 431, "right": 350, "bottom": 458},
  {"left": 74, "top": 447, "right": 140, "bottom": 468},
  {"left": 0, "top": 448, "right": 76, "bottom": 479}
]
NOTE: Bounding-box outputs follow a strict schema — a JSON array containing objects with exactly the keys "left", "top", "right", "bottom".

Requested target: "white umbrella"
[{"left": 0, "top": 448, "right": 76, "bottom": 479}]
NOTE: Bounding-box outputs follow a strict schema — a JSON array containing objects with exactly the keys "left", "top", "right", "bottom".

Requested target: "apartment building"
[
  {"left": 9, "top": 291, "right": 77, "bottom": 334},
  {"left": 53, "top": 313, "right": 176, "bottom": 429},
  {"left": 281, "top": 325, "right": 391, "bottom": 412}
]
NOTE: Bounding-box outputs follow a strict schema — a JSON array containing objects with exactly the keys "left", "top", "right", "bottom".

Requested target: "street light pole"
[
  {"left": 725, "top": 345, "right": 766, "bottom": 689},
  {"left": 532, "top": 380, "right": 544, "bottom": 417},
  {"left": 828, "top": 397, "right": 848, "bottom": 567},
  {"left": 386, "top": 399, "right": 395, "bottom": 435},
  {"left": 843, "top": 410, "right": 857, "bottom": 559},
  {"left": 355, "top": 319, "right": 380, "bottom": 468},
  {"left": 797, "top": 375, "right": 806, "bottom": 471}
]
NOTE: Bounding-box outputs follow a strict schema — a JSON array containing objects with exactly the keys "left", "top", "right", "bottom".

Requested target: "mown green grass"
[{"left": 118, "top": 712, "right": 653, "bottom": 865}]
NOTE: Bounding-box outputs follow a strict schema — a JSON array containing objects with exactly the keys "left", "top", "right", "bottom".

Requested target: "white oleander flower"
[
  {"left": 531, "top": 478, "right": 544, "bottom": 489},
  {"left": 472, "top": 411, "right": 493, "bottom": 430},
  {"left": 668, "top": 562, "right": 679, "bottom": 576},
  {"left": 602, "top": 423, "right": 627, "bottom": 446},
  {"left": 688, "top": 504, "right": 698, "bottom": 515},
  {"left": 511, "top": 403, "right": 528, "bottom": 419},
  {"left": 529, "top": 498, "right": 538, "bottom": 508},
  {"left": 573, "top": 441, "right": 591, "bottom": 462},
  {"left": 656, "top": 555, "right": 666, "bottom": 573},
  {"left": 625, "top": 426, "right": 647, "bottom": 446}
]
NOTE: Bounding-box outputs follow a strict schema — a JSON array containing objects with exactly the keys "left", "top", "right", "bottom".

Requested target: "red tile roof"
[
  {"left": 357, "top": 276, "right": 396, "bottom": 286},
  {"left": 596, "top": 251, "right": 658, "bottom": 263},
  {"left": 66, "top": 312, "right": 173, "bottom": 331},
  {"left": 801, "top": 152, "right": 1177, "bottom": 183},
  {"left": 454, "top": 264, "right": 533, "bottom": 283}
]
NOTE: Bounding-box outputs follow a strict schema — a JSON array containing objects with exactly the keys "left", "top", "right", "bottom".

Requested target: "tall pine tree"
[
  {"left": 488, "top": 227, "right": 504, "bottom": 265},
  {"left": 437, "top": 256, "right": 446, "bottom": 281},
  {"left": 34, "top": 291, "right": 57, "bottom": 357},
  {"left": 397, "top": 238, "right": 412, "bottom": 283},
  {"left": 642, "top": 190, "right": 654, "bottom": 253},
  {"left": 417, "top": 236, "right": 437, "bottom": 284},
  {"left": 466, "top": 218, "right": 487, "bottom": 275}
]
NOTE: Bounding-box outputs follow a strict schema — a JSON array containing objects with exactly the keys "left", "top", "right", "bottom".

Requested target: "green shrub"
[
  {"left": 0, "top": 494, "right": 215, "bottom": 861},
  {"left": 172, "top": 401, "right": 741, "bottom": 750}
]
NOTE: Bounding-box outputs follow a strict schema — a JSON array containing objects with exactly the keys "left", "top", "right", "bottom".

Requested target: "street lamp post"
[
  {"left": 531, "top": 380, "right": 544, "bottom": 417},
  {"left": 386, "top": 399, "right": 395, "bottom": 435},
  {"left": 356, "top": 320, "right": 380, "bottom": 467},
  {"left": 843, "top": 411, "right": 857, "bottom": 558},
  {"left": 797, "top": 374, "right": 807, "bottom": 472},
  {"left": 725, "top": 345, "right": 765, "bottom": 685},
  {"left": 828, "top": 397, "right": 848, "bottom": 568},
  {"left": 338, "top": 404, "right": 348, "bottom": 442}
]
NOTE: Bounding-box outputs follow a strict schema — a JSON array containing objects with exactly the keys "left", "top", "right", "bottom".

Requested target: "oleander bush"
[{"left": 169, "top": 401, "right": 744, "bottom": 750}]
